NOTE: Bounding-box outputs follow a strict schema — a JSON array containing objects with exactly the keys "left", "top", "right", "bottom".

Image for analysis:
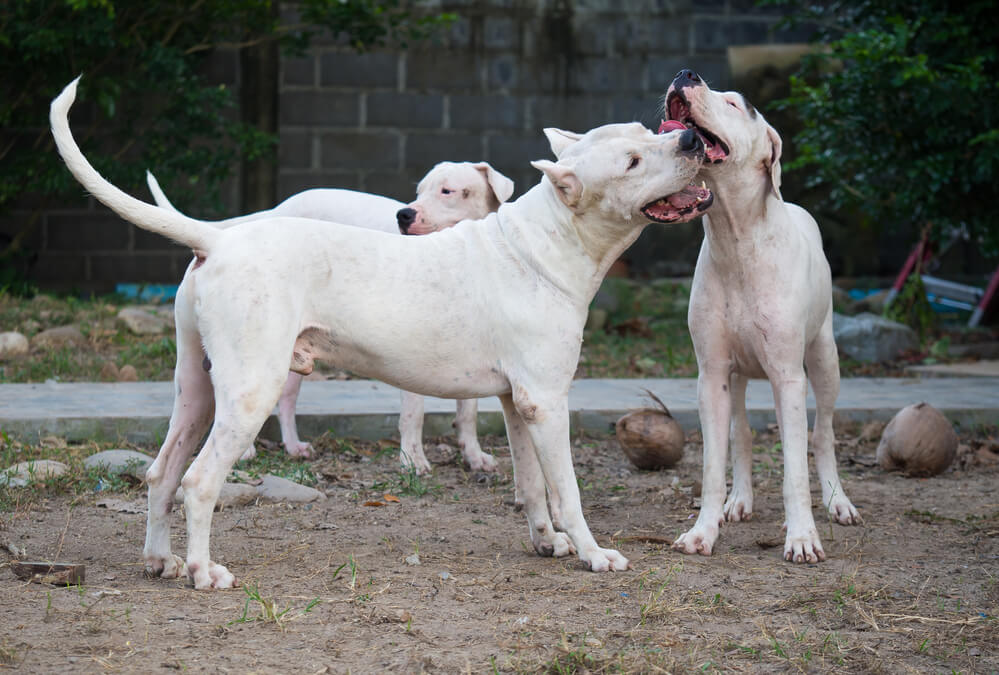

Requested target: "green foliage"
[
  {"left": 768, "top": 0, "right": 999, "bottom": 254},
  {"left": 0, "top": 0, "right": 454, "bottom": 227}
]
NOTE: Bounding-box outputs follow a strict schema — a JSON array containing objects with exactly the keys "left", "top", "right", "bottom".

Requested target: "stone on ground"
[
  {"left": 0, "top": 332, "right": 29, "bottom": 359},
  {"left": 833, "top": 312, "right": 919, "bottom": 363},
  {"left": 256, "top": 474, "right": 327, "bottom": 503},
  {"left": 84, "top": 449, "right": 154, "bottom": 480},
  {"left": 30, "top": 326, "right": 86, "bottom": 350},
  {"left": 1, "top": 459, "right": 69, "bottom": 487}
]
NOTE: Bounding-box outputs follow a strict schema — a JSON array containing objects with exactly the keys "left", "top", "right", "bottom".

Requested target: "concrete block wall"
[{"left": 17, "top": 0, "right": 809, "bottom": 291}]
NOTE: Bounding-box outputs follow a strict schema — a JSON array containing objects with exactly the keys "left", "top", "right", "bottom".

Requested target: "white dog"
[
  {"left": 53, "top": 77, "right": 712, "bottom": 588},
  {"left": 146, "top": 162, "right": 513, "bottom": 475},
  {"left": 660, "top": 70, "right": 860, "bottom": 564}
]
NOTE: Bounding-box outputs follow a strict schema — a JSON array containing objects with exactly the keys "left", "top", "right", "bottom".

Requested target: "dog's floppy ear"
[
  {"left": 472, "top": 162, "right": 515, "bottom": 203},
  {"left": 543, "top": 128, "right": 583, "bottom": 159},
  {"left": 765, "top": 123, "right": 783, "bottom": 201},
  {"left": 531, "top": 159, "right": 583, "bottom": 209}
]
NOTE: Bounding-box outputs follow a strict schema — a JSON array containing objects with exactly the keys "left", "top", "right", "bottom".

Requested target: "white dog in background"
[
  {"left": 146, "top": 161, "right": 513, "bottom": 475},
  {"left": 661, "top": 69, "right": 860, "bottom": 564},
  {"left": 52, "top": 75, "right": 711, "bottom": 587}
]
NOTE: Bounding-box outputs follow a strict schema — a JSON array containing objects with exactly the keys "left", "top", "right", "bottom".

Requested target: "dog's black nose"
[
  {"left": 396, "top": 207, "right": 416, "bottom": 234},
  {"left": 678, "top": 128, "right": 701, "bottom": 153},
  {"left": 675, "top": 69, "right": 701, "bottom": 84}
]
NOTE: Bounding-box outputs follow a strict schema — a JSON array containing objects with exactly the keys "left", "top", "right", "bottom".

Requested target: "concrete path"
[{"left": 1, "top": 377, "right": 996, "bottom": 445}]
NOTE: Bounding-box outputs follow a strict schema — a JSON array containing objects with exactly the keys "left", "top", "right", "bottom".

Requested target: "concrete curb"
[{"left": 1, "top": 377, "right": 996, "bottom": 445}]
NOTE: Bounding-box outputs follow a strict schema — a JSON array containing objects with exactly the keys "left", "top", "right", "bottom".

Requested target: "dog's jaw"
[
  {"left": 641, "top": 183, "right": 713, "bottom": 223},
  {"left": 661, "top": 90, "right": 730, "bottom": 163}
]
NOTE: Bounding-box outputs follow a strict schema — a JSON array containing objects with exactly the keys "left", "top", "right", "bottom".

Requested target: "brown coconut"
[
  {"left": 876, "top": 402, "right": 958, "bottom": 477},
  {"left": 616, "top": 391, "right": 684, "bottom": 470}
]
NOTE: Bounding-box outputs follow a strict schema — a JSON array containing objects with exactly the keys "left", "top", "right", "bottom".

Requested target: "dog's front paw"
[
  {"left": 783, "top": 525, "right": 826, "bottom": 564},
  {"left": 187, "top": 560, "right": 239, "bottom": 590},
  {"left": 464, "top": 449, "right": 498, "bottom": 473},
  {"left": 530, "top": 527, "right": 576, "bottom": 558},
  {"left": 399, "top": 448, "right": 432, "bottom": 476},
  {"left": 672, "top": 522, "right": 720, "bottom": 556},
  {"left": 144, "top": 553, "right": 185, "bottom": 579},
  {"left": 580, "top": 547, "right": 630, "bottom": 572},
  {"left": 285, "top": 441, "right": 314, "bottom": 459},
  {"left": 723, "top": 489, "right": 754, "bottom": 522},
  {"left": 828, "top": 495, "right": 861, "bottom": 526}
]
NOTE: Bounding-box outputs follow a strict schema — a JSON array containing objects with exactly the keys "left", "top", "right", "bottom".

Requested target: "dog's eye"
[
  {"left": 627, "top": 156, "right": 641, "bottom": 170},
  {"left": 441, "top": 188, "right": 453, "bottom": 195},
  {"left": 727, "top": 100, "right": 740, "bottom": 110}
]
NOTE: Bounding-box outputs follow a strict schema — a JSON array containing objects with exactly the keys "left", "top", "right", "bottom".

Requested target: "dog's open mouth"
[
  {"left": 660, "top": 93, "right": 729, "bottom": 163},
  {"left": 641, "top": 183, "right": 713, "bottom": 223}
]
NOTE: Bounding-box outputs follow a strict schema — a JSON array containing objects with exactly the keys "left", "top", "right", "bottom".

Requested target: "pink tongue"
[{"left": 658, "top": 119, "right": 687, "bottom": 134}]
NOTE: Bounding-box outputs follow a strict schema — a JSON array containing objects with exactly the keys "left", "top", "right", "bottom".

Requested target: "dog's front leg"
[
  {"left": 772, "top": 373, "right": 826, "bottom": 563},
  {"left": 454, "top": 399, "right": 497, "bottom": 473},
  {"left": 398, "top": 391, "right": 432, "bottom": 475},
  {"left": 512, "top": 393, "right": 629, "bottom": 572},
  {"left": 498, "top": 393, "right": 574, "bottom": 558},
  {"left": 673, "top": 368, "right": 730, "bottom": 556},
  {"left": 723, "top": 374, "right": 754, "bottom": 521}
]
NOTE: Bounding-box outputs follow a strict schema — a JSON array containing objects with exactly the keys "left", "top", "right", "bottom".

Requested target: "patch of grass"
[
  {"left": 229, "top": 582, "right": 292, "bottom": 630},
  {"left": 237, "top": 448, "right": 317, "bottom": 487},
  {"left": 372, "top": 465, "right": 441, "bottom": 498}
]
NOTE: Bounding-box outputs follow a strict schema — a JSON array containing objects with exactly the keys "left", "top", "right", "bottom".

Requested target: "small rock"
[
  {"left": 438, "top": 571, "right": 451, "bottom": 581},
  {"left": 30, "top": 325, "right": 86, "bottom": 350},
  {"left": 255, "top": 474, "right": 326, "bottom": 503},
  {"left": 1, "top": 460, "right": 69, "bottom": 487},
  {"left": 175, "top": 482, "right": 259, "bottom": 509},
  {"left": 118, "top": 364, "right": 138, "bottom": 382},
  {"left": 0, "top": 332, "right": 29, "bottom": 359},
  {"left": 117, "top": 307, "right": 168, "bottom": 335},
  {"left": 833, "top": 312, "right": 919, "bottom": 363},
  {"left": 405, "top": 553, "right": 421, "bottom": 566},
  {"left": 99, "top": 362, "right": 120, "bottom": 381},
  {"left": 84, "top": 449, "right": 154, "bottom": 481},
  {"left": 396, "top": 609, "right": 412, "bottom": 623}
]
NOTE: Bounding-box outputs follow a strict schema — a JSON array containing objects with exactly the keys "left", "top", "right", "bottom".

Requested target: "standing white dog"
[
  {"left": 661, "top": 70, "right": 860, "bottom": 564},
  {"left": 146, "top": 162, "right": 513, "bottom": 475},
  {"left": 52, "top": 76, "right": 711, "bottom": 588}
]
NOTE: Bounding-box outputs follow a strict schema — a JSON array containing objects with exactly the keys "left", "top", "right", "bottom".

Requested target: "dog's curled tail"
[
  {"left": 145, "top": 171, "right": 181, "bottom": 214},
  {"left": 50, "top": 77, "right": 219, "bottom": 254}
]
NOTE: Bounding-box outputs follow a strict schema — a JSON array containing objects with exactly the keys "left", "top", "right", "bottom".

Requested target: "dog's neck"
[
  {"left": 496, "top": 181, "right": 645, "bottom": 308},
  {"left": 699, "top": 170, "right": 780, "bottom": 263}
]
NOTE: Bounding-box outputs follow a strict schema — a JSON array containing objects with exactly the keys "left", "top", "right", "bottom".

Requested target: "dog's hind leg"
[
  {"left": 498, "top": 393, "right": 574, "bottom": 558},
  {"left": 144, "top": 285, "right": 213, "bottom": 579},
  {"left": 181, "top": 340, "right": 291, "bottom": 589},
  {"left": 399, "top": 391, "right": 433, "bottom": 475},
  {"left": 277, "top": 373, "right": 313, "bottom": 457},
  {"left": 454, "top": 399, "right": 497, "bottom": 473},
  {"left": 806, "top": 316, "right": 860, "bottom": 525},
  {"left": 723, "top": 373, "right": 754, "bottom": 522}
]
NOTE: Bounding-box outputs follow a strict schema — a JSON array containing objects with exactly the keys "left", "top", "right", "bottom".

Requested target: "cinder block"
[
  {"left": 695, "top": 18, "right": 773, "bottom": 52},
  {"left": 277, "top": 172, "right": 361, "bottom": 201},
  {"left": 407, "top": 50, "right": 482, "bottom": 91},
  {"left": 367, "top": 92, "right": 443, "bottom": 128},
  {"left": 614, "top": 16, "right": 687, "bottom": 54},
  {"left": 320, "top": 131, "right": 400, "bottom": 170},
  {"left": 529, "top": 96, "right": 614, "bottom": 132},
  {"left": 486, "top": 133, "right": 552, "bottom": 169},
  {"left": 133, "top": 227, "right": 193, "bottom": 252},
  {"left": 484, "top": 16, "right": 518, "bottom": 50},
  {"left": 614, "top": 95, "right": 662, "bottom": 129},
  {"left": 450, "top": 95, "right": 522, "bottom": 130},
  {"left": 280, "top": 91, "right": 359, "bottom": 126},
  {"left": 90, "top": 253, "right": 180, "bottom": 284},
  {"left": 405, "top": 133, "right": 483, "bottom": 168},
  {"left": 29, "top": 252, "right": 88, "bottom": 285},
  {"left": 46, "top": 214, "right": 130, "bottom": 251},
  {"left": 282, "top": 54, "right": 316, "bottom": 86},
  {"left": 573, "top": 57, "right": 647, "bottom": 95},
  {"left": 362, "top": 170, "right": 424, "bottom": 203},
  {"left": 279, "top": 130, "right": 313, "bottom": 169},
  {"left": 321, "top": 51, "right": 397, "bottom": 88}
]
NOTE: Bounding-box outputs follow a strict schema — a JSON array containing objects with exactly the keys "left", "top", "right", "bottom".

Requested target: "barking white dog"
[
  {"left": 661, "top": 69, "right": 860, "bottom": 564},
  {"left": 52, "top": 76, "right": 710, "bottom": 588},
  {"left": 146, "top": 162, "right": 513, "bottom": 475}
]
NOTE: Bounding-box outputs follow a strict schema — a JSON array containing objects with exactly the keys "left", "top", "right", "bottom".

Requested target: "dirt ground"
[{"left": 1, "top": 423, "right": 997, "bottom": 674}]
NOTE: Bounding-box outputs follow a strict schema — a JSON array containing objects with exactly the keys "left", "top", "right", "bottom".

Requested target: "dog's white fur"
[
  {"left": 146, "top": 163, "right": 513, "bottom": 475},
  {"left": 52, "top": 77, "right": 708, "bottom": 587},
  {"left": 664, "top": 75, "right": 860, "bottom": 564}
]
